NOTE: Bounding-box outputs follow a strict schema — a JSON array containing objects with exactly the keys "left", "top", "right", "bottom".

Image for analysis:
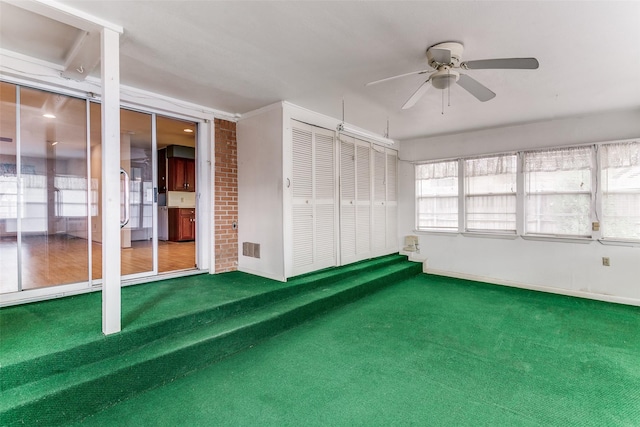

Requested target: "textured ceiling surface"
[{"left": 1, "top": 1, "right": 639, "bottom": 141}]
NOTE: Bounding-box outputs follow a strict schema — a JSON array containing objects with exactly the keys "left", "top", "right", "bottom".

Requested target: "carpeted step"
[
  {"left": 1, "top": 254, "right": 407, "bottom": 393},
  {"left": 0, "top": 259, "right": 421, "bottom": 425}
]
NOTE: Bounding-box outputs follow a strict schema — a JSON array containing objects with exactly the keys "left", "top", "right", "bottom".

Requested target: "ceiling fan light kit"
[
  {"left": 366, "top": 41, "right": 539, "bottom": 110},
  {"left": 430, "top": 67, "right": 459, "bottom": 90}
]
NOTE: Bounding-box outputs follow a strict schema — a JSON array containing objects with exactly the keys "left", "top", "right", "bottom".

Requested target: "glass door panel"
[
  {"left": 19, "top": 87, "right": 89, "bottom": 290},
  {"left": 120, "top": 109, "right": 154, "bottom": 276},
  {"left": 156, "top": 115, "right": 197, "bottom": 272},
  {"left": 0, "top": 82, "right": 18, "bottom": 293},
  {"left": 90, "top": 105, "right": 155, "bottom": 279}
]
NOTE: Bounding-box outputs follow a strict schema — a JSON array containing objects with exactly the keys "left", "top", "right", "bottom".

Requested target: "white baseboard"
[
  {"left": 237, "top": 266, "right": 286, "bottom": 282},
  {"left": 425, "top": 268, "right": 640, "bottom": 307}
]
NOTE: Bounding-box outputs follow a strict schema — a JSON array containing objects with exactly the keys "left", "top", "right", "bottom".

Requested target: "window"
[
  {"left": 524, "top": 147, "right": 593, "bottom": 237},
  {"left": 600, "top": 142, "right": 640, "bottom": 240},
  {"left": 464, "top": 155, "right": 517, "bottom": 233},
  {"left": 416, "top": 160, "right": 458, "bottom": 231}
]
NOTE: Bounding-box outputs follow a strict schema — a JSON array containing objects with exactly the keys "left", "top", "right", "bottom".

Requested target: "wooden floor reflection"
[{"left": 0, "top": 235, "right": 196, "bottom": 291}]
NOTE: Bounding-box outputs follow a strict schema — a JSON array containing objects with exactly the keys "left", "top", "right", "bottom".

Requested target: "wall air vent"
[{"left": 242, "top": 242, "right": 261, "bottom": 258}]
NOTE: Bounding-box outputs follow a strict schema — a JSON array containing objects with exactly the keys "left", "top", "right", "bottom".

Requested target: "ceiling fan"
[{"left": 366, "top": 41, "right": 539, "bottom": 109}]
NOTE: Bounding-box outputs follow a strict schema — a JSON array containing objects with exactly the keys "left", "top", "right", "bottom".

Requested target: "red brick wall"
[{"left": 214, "top": 118, "right": 238, "bottom": 273}]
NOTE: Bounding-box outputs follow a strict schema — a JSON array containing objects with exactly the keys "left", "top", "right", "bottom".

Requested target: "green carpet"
[
  {"left": 76, "top": 274, "right": 640, "bottom": 426},
  {"left": 0, "top": 254, "right": 405, "bottom": 376},
  {"left": 1, "top": 254, "right": 420, "bottom": 424}
]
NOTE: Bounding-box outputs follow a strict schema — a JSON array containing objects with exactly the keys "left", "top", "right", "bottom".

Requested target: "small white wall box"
[{"left": 403, "top": 235, "right": 419, "bottom": 252}]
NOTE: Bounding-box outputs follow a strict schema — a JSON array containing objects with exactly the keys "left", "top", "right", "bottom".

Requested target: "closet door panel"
[
  {"left": 372, "top": 149, "right": 387, "bottom": 253},
  {"left": 291, "top": 125, "right": 314, "bottom": 271},
  {"left": 373, "top": 205, "right": 386, "bottom": 252},
  {"left": 292, "top": 127, "right": 313, "bottom": 199},
  {"left": 290, "top": 120, "right": 337, "bottom": 276},
  {"left": 314, "top": 130, "right": 336, "bottom": 267},
  {"left": 315, "top": 203, "right": 335, "bottom": 262},
  {"left": 356, "top": 205, "right": 371, "bottom": 255},
  {"left": 292, "top": 204, "right": 313, "bottom": 268},
  {"left": 386, "top": 150, "right": 398, "bottom": 252},
  {"left": 340, "top": 138, "right": 356, "bottom": 259}
]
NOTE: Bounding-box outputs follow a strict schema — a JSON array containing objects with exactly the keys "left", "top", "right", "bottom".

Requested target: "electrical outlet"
[{"left": 602, "top": 257, "right": 610, "bottom": 267}]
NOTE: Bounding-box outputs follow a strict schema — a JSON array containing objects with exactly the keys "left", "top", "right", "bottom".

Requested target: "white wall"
[
  {"left": 398, "top": 108, "right": 640, "bottom": 305},
  {"left": 237, "top": 104, "right": 285, "bottom": 281}
]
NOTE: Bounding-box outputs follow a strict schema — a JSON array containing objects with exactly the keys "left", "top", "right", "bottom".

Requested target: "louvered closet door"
[
  {"left": 339, "top": 136, "right": 373, "bottom": 266},
  {"left": 340, "top": 136, "right": 357, "bottom": 261},
  {"left": 355, "top": 140, "right": 371, "bottom": 258},
  {"left": 385, "top": 150, "right": 398, "bottom": 252},
  {"left": 291, "top": 121, "right": 337, "bottom": 276},
  {"left": 314, "top": 129, "right": 336, "bottom": 268},
  {"left": 292, "top": 126, "right": 314, "bottom": 269},
  {"left": 372, "top": 148, "right": 387, "bottom": 254}
]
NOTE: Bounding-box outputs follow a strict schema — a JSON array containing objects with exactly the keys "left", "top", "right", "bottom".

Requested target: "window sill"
[
  {"left": 462, "top": 232, "right": 518, "bottom": 240},
  {"left": 521, "top": 235, "right": 593, "bottom": 244},
  {"left": 598, "top": 239, "right": 640, "bottom": 248},
  {"left": 413, "top": 229, "right": 458, "bottom": 236}
]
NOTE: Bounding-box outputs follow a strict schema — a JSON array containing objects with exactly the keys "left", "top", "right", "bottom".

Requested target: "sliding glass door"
[
  {"left": 0, "top": 82, "right": 199, "bottom": 299},
  {"left": 0, "top": 83, "right": 90, "bottom": 292},
  {"left": 90, "top": 104, "right": 155, "bottom": 279}
]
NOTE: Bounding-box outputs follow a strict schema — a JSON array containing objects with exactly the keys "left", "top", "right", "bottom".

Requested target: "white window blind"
[
  {"left": 600, "top": 141, "right": 640, "bottom": 240},
  {"left": 416, "top": 160, "right": 458, "bottom": 231},
  {"left": 465, "top": 155, "right": 517, "bottom": 233},
  {"left": 524, "top": 146, "right": 593, "bottom": 237}
]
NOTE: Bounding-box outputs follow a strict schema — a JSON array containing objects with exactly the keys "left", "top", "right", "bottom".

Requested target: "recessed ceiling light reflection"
[
  {"left": 183, "top": 129, "right": 194, "bottom": 133},
  {"left": 43, "top": 113, "right": 56, "bottom": 119}
]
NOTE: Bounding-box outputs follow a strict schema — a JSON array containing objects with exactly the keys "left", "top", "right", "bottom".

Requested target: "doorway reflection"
[
  {"left": 19, "top": 87, "right": 89, "bottom": 290},
  {"left": 156, "top": 115, "right": 196, "bottom": 273}
]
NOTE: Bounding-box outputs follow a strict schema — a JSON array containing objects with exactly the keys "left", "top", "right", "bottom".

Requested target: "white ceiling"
[{"left": 1, "top": 1, "right": 640, "bottom": 141}]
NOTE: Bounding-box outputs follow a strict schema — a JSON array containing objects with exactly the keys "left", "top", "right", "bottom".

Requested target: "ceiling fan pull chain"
[
  {"left": 441, "top": 88, "right": 444, "bottom": 115},
  {"left": 448, "top": 69, "right": 451, "bottom": 107}
]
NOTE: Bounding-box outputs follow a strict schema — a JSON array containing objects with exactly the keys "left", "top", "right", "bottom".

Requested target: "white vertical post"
[{"left": 101, "top": 27, "right": 121, "bottom": 335}]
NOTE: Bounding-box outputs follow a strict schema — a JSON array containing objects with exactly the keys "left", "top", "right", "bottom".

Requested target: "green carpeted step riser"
[
  {"left": 288, "top": 254, "right": 405, "bottom": 282},
  {"left": 2, "top": 255, "right": 408, "bottom": 392},
  {"left": 1, "top": 262, "right": 420, "bottom": 426}
]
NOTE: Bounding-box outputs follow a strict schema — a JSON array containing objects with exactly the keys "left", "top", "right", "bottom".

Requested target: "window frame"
[
  {"left": 598, "top": 141, "right": 640, "bottom": 243},
  {"left": 415, "top": 159, "right": 459, "bottom": 232},
  {"left": 412, "top": 139, "right": 640, "bottom": 245},
  {"left": 523, "top": 146, "right": 594, "bottom": 239},
  {"left": 463, "top": 153, "right": 518, "bottom": 235}
]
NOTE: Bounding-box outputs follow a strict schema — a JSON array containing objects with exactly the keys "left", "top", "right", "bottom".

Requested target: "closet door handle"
[{"left": 120, "top": 168, "right": 130, "bottom": 228}]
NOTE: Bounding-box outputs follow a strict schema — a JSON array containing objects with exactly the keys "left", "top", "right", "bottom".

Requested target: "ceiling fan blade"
[
  {"left": 402, "top": 79, "right": 431, "bottom": 109},
  {"left": 462, "top": 58, "right": 539, "bottom": 70},
  {"left": 456, "top": 74, "right": 496, "bottom": 102},
  {"left": 366, "top": 69, "right": 431, "bottom": 86}
]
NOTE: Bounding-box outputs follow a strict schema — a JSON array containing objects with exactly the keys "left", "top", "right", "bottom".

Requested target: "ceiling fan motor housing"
[{"left": 426, "top": 41, "right": 464, "bottom": 68}]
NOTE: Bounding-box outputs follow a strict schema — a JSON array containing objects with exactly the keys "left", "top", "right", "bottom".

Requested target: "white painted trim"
[
  {"left": 238, "top": 101, "right": 284, "bottom": 121},
  {"left": 0, "top": 50, "right": 237, "bottom": 122},
  {"left": 461, "top": 232, "right": 518, "bottom": 240},
  {"left": 238, "top": 266, "right": 286, "bottom": 282},
  {"left": 425, "top": 268, "right": 640, "bottom": 307},
  {"left": 521, "top": 235, "right": 593, "bottom": 244},
  {"left": 205, "top": 120, "right": 216, "bottom": 274},
  {"left": 598, "top": 239, "right": 640, "bottom": 248},
  {"left": 0, "top": 269, "right": 207, "bottom": 308},
  {"left": 151, "top": 114, "right": 159, "bottom": 275},
  {"left": 0, "top": 281, "right": 93, "bottom": 307},
  {"left": 5, "top": 0, "right": 123, "bottom": 33},
  {"left": 100, "top": 27, "right": 121, "bottom": 335},
  {"left": 0, "top": 48, "right": 64, "bottom": 72}
]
